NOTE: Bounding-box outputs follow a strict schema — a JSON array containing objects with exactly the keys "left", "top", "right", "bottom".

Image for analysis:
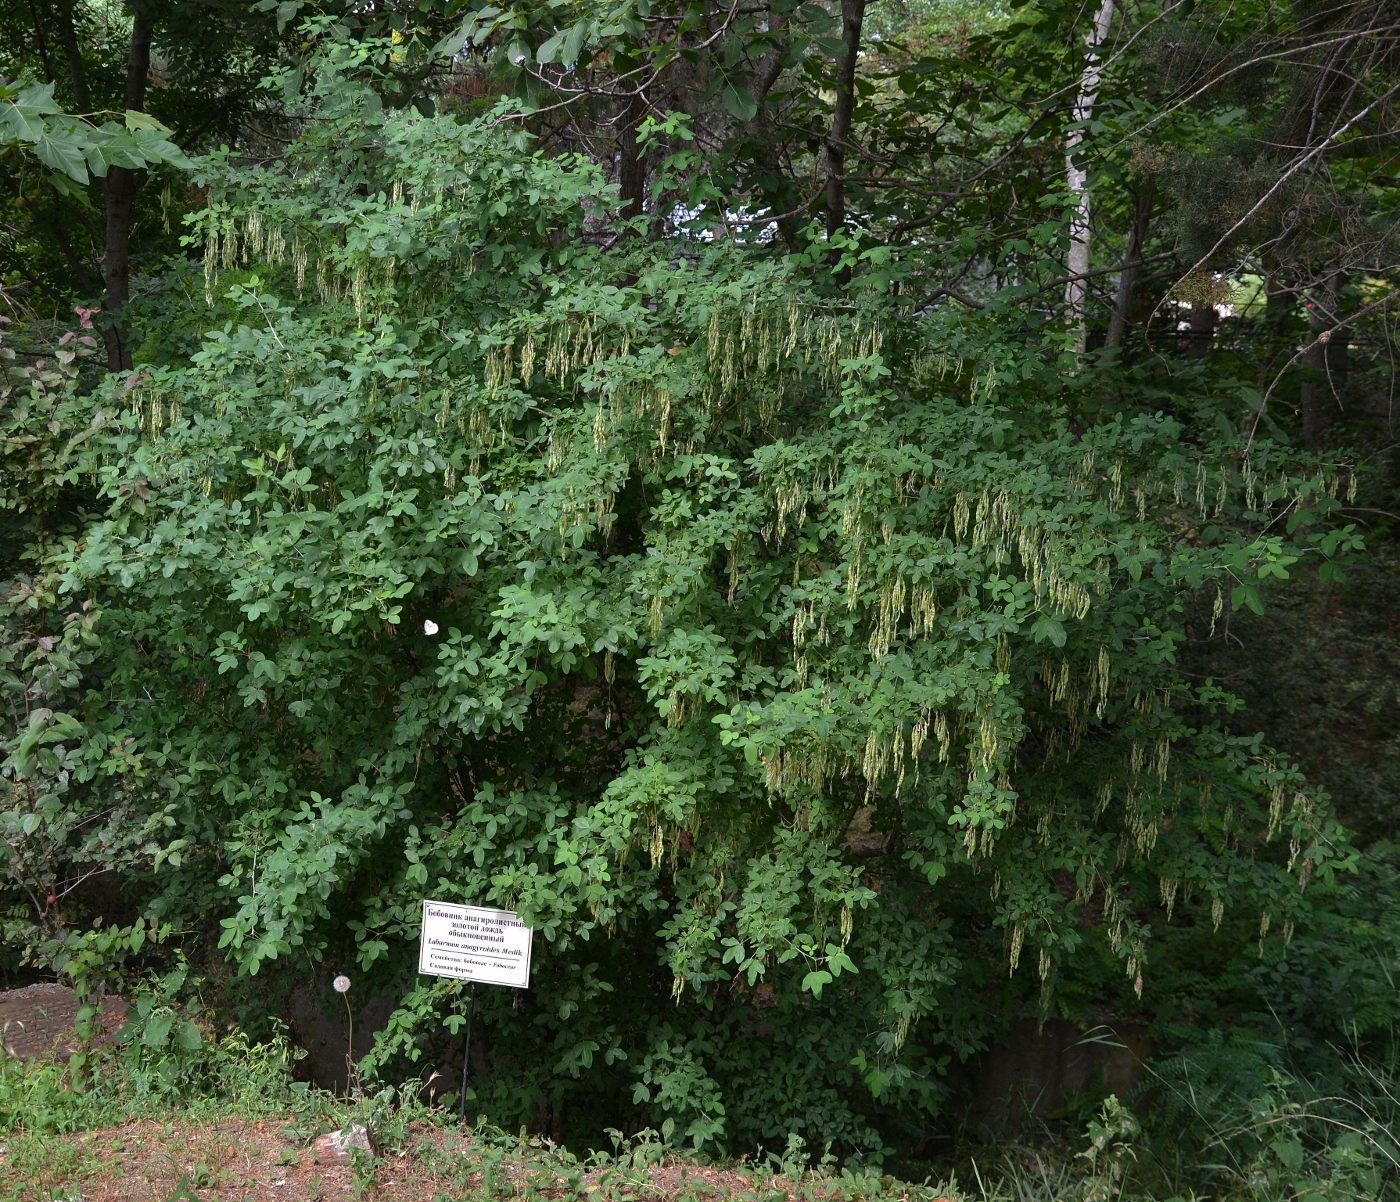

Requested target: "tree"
[
  {"left": 1063, "top": 0, "right": 1117, "bottom": 356},
  {"left": 422, "top": 0, "right": 1398, "bottom": 423},
  {"left": 0, "top": 1, "right": 284, "bottom": 368}
]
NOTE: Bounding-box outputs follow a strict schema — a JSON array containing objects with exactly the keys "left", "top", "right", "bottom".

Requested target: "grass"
[
  {"left": 2, "top": 1022, "right": 1397, "bottom": 1202},
  {"left": 0, "top": 1036, "right": 968, "bottom": 1202}
]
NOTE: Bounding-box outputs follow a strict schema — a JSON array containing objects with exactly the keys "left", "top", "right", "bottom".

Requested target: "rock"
[
  {"left": 313, "top": 1124, "right": 375, "bottom": 1164},
  {"left": 0, "top": 983, "right": 128, "bottom": 1061}
]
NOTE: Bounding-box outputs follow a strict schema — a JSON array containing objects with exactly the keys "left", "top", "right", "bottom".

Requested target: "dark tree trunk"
[
  {"left": 1299, "top": 338, "right": 1330, "bottom": 448},
  {"left": 100, "top": 8, "right": 153, "bottom": 373},
  {"left": 748, "top": 12, "right": 805, "bottom": 249},
  {"left": 823, "top": 0, "right": 866, "bottom": 257},
  {"left": 41, "top": 208, "right": 103, "bottom": 297},
  {"left": 53, "top": 0, "right": 93, "bottom": 112},
  {"left": 1185, "top": 304, "right": 1217, "bottom": 358},
  {"left": 618, "top": 92, "right": 646, "bottom": 222},
  {"left": 1300, "top": 276, "right": 1349, "bottom": 449},
  {"left": 1104, "top": 183, "right": 1154, "bottom": 353}
]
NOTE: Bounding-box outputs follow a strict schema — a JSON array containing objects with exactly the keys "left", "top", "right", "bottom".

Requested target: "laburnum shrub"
[{"left": 1, "top": 44, "right": 1357, "bottom": 1156}]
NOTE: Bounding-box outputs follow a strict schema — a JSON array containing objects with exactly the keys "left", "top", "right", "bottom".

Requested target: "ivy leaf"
[{"left": 801, "top": 969, "right": 833, "bottom": 998}]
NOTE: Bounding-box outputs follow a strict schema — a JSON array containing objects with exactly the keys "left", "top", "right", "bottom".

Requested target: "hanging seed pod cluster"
[{"left": 32, "top": 62, "right": 1356, "bottom": 1157}]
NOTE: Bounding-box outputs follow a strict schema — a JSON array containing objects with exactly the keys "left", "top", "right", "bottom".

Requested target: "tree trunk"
[
  {"left": 1185, "top": 303, "right": 1217, "bottom": 358},
  {"left": 823, "top": 0, "right": 866, "bottom": 257},
  {"left": 1299, "top": 319, "right": 1329, "bottom": 448},
  {"left": 1300, "top": 275, "right": 1348, "bottom": 449},
  {"left": 53, "top": 0, "right": 93, "bottom": 112},
  {"left": 1104, "top": 181, "right": 1154, "bottom": 353},
  {"left": 748, "top": 12, "right": 805, "bottom": 249},
  {"left": 618, "top": 91, "right": 647, "bottom": 222},
  {"left": 100, "top": 8, "right": 153, "bottom": 373},
  {"left": 1064, "top": 0, "right": 1117, "bottom": 357}
]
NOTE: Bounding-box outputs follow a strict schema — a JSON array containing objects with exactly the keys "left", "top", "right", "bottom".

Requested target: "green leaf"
[
  {"left": 124, "top": 109, "right": 171, "bottom": 133},
  {"left": 536, "top": 30, "right": 565, "bottom": 64},
  {"left": 863, "top": 1064, "right": 892, "bottom": 1097},
  {"left": 721, "top": 85, "right": 758, "bottom": 121},
  {"left": 1030, "top": 614, "right": 1067, "bottom": 647},
  {"left": 0, "top": 98, "right": 46, "bottom": 143},
  {"left": 1271, "top": 1136, "right": 1305, "bottom": 1174},
  {"left": 31, "top": 131, "right": 90, "bottom": 183},
  {"left": 142, "top": 1011, "right": 175, "bottom": 1049},
  {"left": 274, "top": 1, "right": 301, "bottom": 33},
  {"left": 1, "top": 80, "right": 59, "bottom": 142},
  {"left": 561, "top": 20, "right": 590, "bottom": 65},
  {"left": 826, "top": 947, "right": 858, "bottom": 976},
  {"left": 1230, "top": 584, "right": 1265, "bottom": 615}
]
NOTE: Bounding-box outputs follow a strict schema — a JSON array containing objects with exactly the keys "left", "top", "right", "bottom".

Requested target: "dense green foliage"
[
  {"left": 2, "top": 1, "right": 1398, "bottom": 1198},
  {"left": 0, "top": 79, "right": 187, "bottom": 195},
  {"left": 2, "top": 40, "right": 1361, "bottom": 1141}
]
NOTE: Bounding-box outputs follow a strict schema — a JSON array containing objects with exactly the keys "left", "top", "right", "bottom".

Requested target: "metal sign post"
[
  {"left": 418, "top": 900, "right": 533, "bottom": 1124},
  {"left": 458, "top": 982, "right": 476, "bottom": 1125}
]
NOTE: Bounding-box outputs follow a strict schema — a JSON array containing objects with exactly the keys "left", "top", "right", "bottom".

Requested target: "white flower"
[
  {"left": 333, "top": 975, "right": 352, "bottom": 994},
  {"left": 423, "top": 620, "right": 439, "bottom": 636}
]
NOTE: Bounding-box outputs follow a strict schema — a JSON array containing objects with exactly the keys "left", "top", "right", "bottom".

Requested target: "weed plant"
[
  {"left": 961, "top": 1033, "right": 1398, "bottom": 1202},
  {"left": 3, "top": 983, "right": 1397, "bottom": 1201}
]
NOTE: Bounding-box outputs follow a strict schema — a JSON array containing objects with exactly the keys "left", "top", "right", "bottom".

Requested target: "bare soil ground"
[{"left": 1, "top": 1117, "right": 948, "bottom": 1202}]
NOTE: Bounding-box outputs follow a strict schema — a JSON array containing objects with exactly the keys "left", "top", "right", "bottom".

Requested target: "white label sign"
[{"left": 418, "top": 900, "right": 533, "bottom": 989}]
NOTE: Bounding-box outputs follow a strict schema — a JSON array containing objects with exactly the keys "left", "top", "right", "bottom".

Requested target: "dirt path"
[{"left": 4, "top": 1118, "right": 931, "bottom": 1202}]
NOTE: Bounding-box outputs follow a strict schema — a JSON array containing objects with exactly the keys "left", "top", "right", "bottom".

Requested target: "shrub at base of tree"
[{"left": 0, "top": 38, "right": 1369, "bottom": 1164}]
